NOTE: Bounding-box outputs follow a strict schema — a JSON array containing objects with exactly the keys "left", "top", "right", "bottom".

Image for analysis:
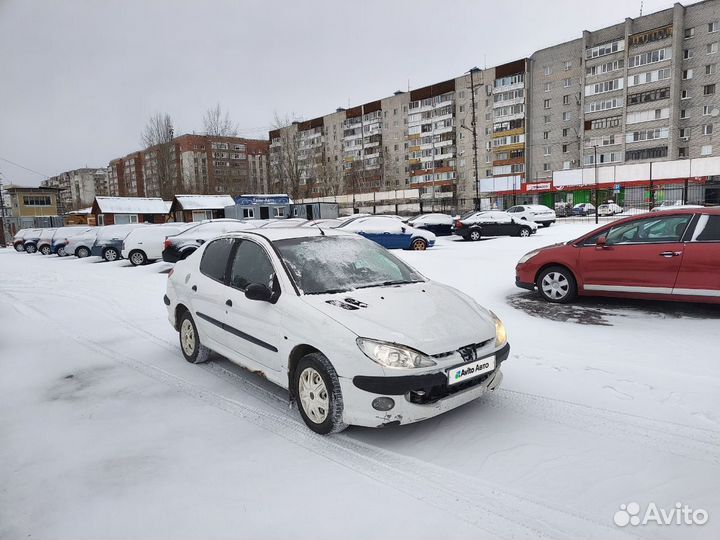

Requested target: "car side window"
[
  {"left": 606, "top": 215, "right": 691, "bottom": 245},
  {"left": 507, "top": 207, "right": 518, "bottom": 213},
  {"left": 691, "top": 215, "right": 720, "bottom": 242},
  {"left": 199, "top": 238, "right": 235, "bottom": 282},
  {"left": 229, "top": 240, "right": 275, "bottom": 291}
]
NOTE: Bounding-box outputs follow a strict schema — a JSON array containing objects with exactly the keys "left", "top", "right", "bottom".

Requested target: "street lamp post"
[{"left": 469, "top": 67, "right": 481, "bottom": 210}]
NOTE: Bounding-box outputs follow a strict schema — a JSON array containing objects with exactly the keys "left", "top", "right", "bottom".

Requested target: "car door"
[
  {"left": 578, "top": 214, "right": 691, "bottom": 294},
  {"left": 490, "top": 212, "right": 515, "bottom": 235},
  {"left": 673, "top": 214, "right": 720, "bottom": 298},
  {"left": 190, "top": 238, "right": 236, "bottom": 343},
  {"left": 222, "top": 238, "right": 282, "bottom": 372}
]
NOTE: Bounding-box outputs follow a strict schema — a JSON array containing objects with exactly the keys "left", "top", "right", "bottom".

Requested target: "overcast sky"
[{"left": 0, "top": 0, "right": 694, "bottom": 186}]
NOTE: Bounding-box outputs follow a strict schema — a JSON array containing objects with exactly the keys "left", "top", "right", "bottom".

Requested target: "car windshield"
[{"left": 273, "top": 235, "right": 424, "bottom": 295}]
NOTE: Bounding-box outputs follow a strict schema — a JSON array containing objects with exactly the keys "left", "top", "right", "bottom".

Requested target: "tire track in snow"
[{"left": 0, "top": 288, "right": 638, "bottom": 540}]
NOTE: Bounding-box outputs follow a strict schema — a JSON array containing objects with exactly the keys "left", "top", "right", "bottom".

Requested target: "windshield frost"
[{"left": 274, "top": 236, "right": 424, "bottom": 294}]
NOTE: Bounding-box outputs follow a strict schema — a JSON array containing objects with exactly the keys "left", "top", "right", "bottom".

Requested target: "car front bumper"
[{"left": 340, "top": 343, "right": 509, "bottom": 427}]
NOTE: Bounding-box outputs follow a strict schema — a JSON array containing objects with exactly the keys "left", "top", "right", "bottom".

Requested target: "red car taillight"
[
  {"left": 163, "top": 239, "right": 172, "bottom": 250},
  {"left": 454, "top": 220, "right": 463, "bottom": 229}
]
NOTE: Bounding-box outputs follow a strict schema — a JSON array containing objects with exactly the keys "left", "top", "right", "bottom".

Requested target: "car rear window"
[
  {"left": 692, "top": 215, "right": 720, "bottom": 242},
  {"left": 199, "top": 238, "right": 234, "bottom": 282}
]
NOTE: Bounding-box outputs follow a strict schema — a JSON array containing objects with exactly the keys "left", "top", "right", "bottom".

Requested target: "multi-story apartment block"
[
  {"left": 275, "top": 0, "right": 720, "bottom": 213},
  {"left": 108, "top": 135, "right": 269, "bottom": 199},
  {"left": 41, "top": 167, "right": 109, "bottom": 212}
]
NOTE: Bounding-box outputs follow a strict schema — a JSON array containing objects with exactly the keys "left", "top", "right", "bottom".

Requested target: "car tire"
[
  {"left": 25, "top": 244, "right": 37, "bottom": 253},
  {"left": 14, "top": 244, "right": 25, "bottom": 252},
  {"left": 103, "top": 247, "right": 119, "bottom": 262},
  {"left": 519, "top": 227, "right": 532, "bottom": 237},
  {"left": 129, "top": 250, "right": 147, "bottom": 266},
  {"left": 468, "top": 229, "right": 482, "bottom": 242},
  {"left": 294, "top": 352, "right": 347, "bottom": 435},
  {"left": 76, "top": 246, "right": 90, "bottom": 258},
  {"left": 537, "top": 266, "right": 577, "bottom": 304},
  {"left": 57, "top": 246, "right": 66, "bottom": 257},
  {"left": 178, "top": 311, "right": 211, "bottom": 364},
  {"left": 410, "top": 238, "right": 428, "bottom": 250},
  {"left": 40, "top": 245, "right": 51, "bottom": 255}
]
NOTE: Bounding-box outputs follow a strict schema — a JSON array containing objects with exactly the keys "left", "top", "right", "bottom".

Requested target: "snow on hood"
[{"left": 300, "top": 281, "right": 495, "bottom": 355}]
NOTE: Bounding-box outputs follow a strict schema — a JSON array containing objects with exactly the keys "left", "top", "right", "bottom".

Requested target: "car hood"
[{"left": 300, "top": 281, "right": 495, "bottom": 355}]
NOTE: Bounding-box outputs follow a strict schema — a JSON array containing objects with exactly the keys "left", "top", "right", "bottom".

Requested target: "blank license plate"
[{"left": 447, "top": 355, "right": 496, "bottom": 385}]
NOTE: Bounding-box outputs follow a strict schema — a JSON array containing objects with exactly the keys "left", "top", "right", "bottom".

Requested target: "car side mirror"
[
  {"left": 245, "top": 283, "right": 273, "bottom": 302},
  {"left": 197, "top": 239, "right": 206, "bottom": 245},
  {"left": 596, "top": 236, "right": 608, "bottom": 249},
  {"left": 401, "top": 226, "right": 406, "bottom": 233}
]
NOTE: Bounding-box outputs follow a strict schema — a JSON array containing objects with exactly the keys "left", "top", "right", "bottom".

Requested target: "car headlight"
[
  {"left": 518, "top": 249, "right": 540, "bottom": 264},
  {"left": 490, "top": 311, "right": 507, "bottom": 348},
  {"left": 356, "top": 338, "right": 436, "bottom": 369}
]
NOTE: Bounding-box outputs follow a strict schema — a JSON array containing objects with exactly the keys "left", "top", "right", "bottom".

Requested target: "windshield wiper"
[
  {"left": 305, "top": 288, "right": 349, "bottom": 295},
  {"left": 356, "top": 279, "right": 422, "bottom": 289}
]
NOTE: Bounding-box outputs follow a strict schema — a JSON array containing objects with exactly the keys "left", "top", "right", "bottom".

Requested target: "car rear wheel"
[
  {"left": 537, "top": 266, "right": 577, "bottom": 303},
  {"left": 129, "top": 250, "right": 147, "bottom": 266},
  {"left": 468, "top": 229, "right": 482, "bottom": 242},
  {"left": 15, "top": 244, "right": 25, "bottom": 252},
  {"left": 410, "top": 238, "right": 428, "bottom": 250},
  {"left": 40, "top": 245, "right": 51, "bottom": 255},
  {"left": 178, "top": 312, "right": 211, "bottom": 364},
  {"left": 103, "top": 247, "right": 119, "bottom": 262},
  {"left": 25, "top": 244, "right": 37, "bottom": 253},
  {"left": 294, "top": 353, "right": 347, "bottom": 435},
  {"left": 76, "top": 246, "right": 90, "bottom": 258},
  {"left": 519, "top": 227, "right": 532, "bottom": 237},
  {"left": 57, "top": 246, "right": 66, "bottom": 257},
  {"left": 541, "top": 222, "right": 552, "bottom": 228}
]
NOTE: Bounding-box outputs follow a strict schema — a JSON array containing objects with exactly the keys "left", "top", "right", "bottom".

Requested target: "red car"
[{"left": 515, "top": 208, "right": 720, "bottom": 304}]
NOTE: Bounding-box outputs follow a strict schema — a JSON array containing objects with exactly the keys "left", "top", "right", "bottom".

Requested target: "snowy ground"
[{"left": 1, "top": 222, "right": 718, "bottom": 540}]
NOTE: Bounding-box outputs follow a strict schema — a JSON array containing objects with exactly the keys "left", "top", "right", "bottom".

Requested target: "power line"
[{"left": 0, "top": 156, "right": 51, "bottom": 179}]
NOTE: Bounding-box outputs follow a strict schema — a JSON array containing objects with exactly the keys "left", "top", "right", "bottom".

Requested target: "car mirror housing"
[
  {"left": 245, "top": 283, "right": 273, "bottom": 302},
  {"left": 596, "top": 236, "right": 608, "bottom": 248}
]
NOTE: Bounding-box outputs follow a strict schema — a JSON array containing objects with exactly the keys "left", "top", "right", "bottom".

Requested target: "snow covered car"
[
  {"left": 506, "top": 204, "right": 557, "bottom": 226},
  {"left": 23, "top": 228, "right": 53, "bottom": 253},
  {"left": 336, "top": 216, "right": 436, "bottom": 250},
  {"left": 297, "top": 218, "right": 343, "bottom": 229},
  {"left": 12, "top": 228, "right": 38, "bottom": 252},
  {"left": 407, "top": 213, "right": 454, "bottom": 236},
  {"left": 91, "top": 223, "right": 151, "bottom": 262},
  {"left": 35, "top": 227, "right": 61, "bottom": 255},
  {"left": 51, "top": 226, "right": 93, "bottom": 256},
  {"left": 597, "top": 203, "right": 623, "bottom": 216},
  {"left": 651, "top": 203, "right": 705, "bottom": 212},
  {"left": 453, "top": 210, "right": 538, "bottom": 240},
  {"left": 161, "top": 219, "right": 260, "bottom": 263},
  {"left": 164, "top": 228, "right": 509, "bottom": 434},
  {"left": 64, "top": 228, "right": 100, "bottom": 258},
  {"left": 571, "top": 203, "right": 595, "bottom": 216},
  {"left": 121, "top": 223, "right": 193, "bottom": 266}
]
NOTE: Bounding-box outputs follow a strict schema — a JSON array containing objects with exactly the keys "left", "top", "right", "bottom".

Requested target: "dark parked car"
[
  {"left": 515, "top": 208, "right": 720, "bottom": 304},
  {"left": 453, "top": 211, "right": 538, "bottom": 241},
  {"left": 572, "top": 203, "right": 595, "bottom": 216},
  {"left": 407, "top": 213, "right": 454, "bottom": 236}
]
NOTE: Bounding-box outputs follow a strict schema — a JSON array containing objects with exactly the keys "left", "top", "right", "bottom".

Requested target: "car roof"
[{"left": 221, "top": 227, "right": 355, "bottom": 242}]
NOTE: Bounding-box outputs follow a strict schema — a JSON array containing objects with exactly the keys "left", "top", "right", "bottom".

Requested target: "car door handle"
[
  {"left": 191, "top": 285, "right": 197, "bottom": 292},
  {"left": 659, "top": 251, "right": 682, "bottom": 257},
  {"left": 225, "top": 299, "right": 232, "bottom": 307}
]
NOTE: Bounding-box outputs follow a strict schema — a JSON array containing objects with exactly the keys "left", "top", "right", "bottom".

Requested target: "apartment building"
[
  {"left": 276, "top": 0, "right": 720, "bottom": 212},
  {"left": 108, "top": 134, "right": 269, "bottom": 199},
  {"left": 40, "top": 168, "right": 109, "bottom": 212}
]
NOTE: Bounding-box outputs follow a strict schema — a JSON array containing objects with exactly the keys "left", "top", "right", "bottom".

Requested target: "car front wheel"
[
  {"left": 519, "top": 227, "right": 532, "bottom": 237},
  {"left": 14, "top": 244, "right": 24, "bottom": 252},
  {"left": 294, "top": 353, "right": 347, "bottom": 435},
  {"left": 57, "top": 246, "right": 66, "bottom": 257},
  {"left": 129, "top": 250, "right": 147, "bottom": 266},
  {"left": 25, "top": 244, "right": 37, "bottom": 253},
  {"left": 537, "top": 266, "right": 577, "bottom": 303},
  {"left": 103, "top": 247, "right": 119, "bottom": 262},
  {"left": 178, "top": 312, "right": 211, "bottom": 364},
  {"left": 468, "top": 229, "right": 482, "bottom": 241},
  {"left": 410, "top": 238, "right": 428, "bottom": 250},
  {"left": 40, "top": 245, "right": 51, "bottom": 255}
]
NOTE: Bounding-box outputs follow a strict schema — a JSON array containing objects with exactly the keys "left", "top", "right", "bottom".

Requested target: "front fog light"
[{"left": 372, "top": 397, "right": 395, "bottom": 411}]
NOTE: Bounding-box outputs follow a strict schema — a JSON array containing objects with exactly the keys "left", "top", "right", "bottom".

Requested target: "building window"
[
  {"left": 544, "top": 115, "right": 551, "bottom": 123},
  {"left": 706, "top": 63, "right": 717, "bottom": 75},
  {"left": 562, "top": 111, "right": 571, "bottom": 121},
  {"left": 561, "top": 144, "right": 568, "bottom": 153},
  {"left": 544, "top": 82, "right": 551, "bottom": 92},
  {"left": 684, "top": 48, "right": 693, "bottom": 59},
  {"left": 242, "top": 208, "right": 254, "bottom": 218},
  {"left": 708, "top": 42, "right": 719, "bottom": 55},
  {"left": 681, "top": 89, "right": 690, "bottom": 100},
  {"left": 544, "top": 145, "right": 551, "bottom": 155},
  {"left": 703, "top": 124, "right": 714, "bottom": 135},
  {"left": 704, "top": 84, "right": 716, "bottom": 95},
  {"left": 627, "top": 86, "right": 670, "bottom": 105},
  {"left": 563, "top": 160, "right": 571, "bottom": 169},
  {"left": 564, "top": 60, "right": 572, "bottom": 71},
  {"left": 543, "top": 163, "right": 550, "bottom": 171},
  {"left": 543, "top": 99, "right": 551, "bottom": 109},
  {"left": 22, "top": 195, "right": 52, "bottom": 206},
  {"left": 625, "top": 146, "right": 668, "bottom": 161},
  {"left": 562, "top": 128, "right": 569, "bottom": 137},
  {"left": 273, "top": 207, "right": 285, "bottom": 218},
  {"left": 682, "top": 69, "right": 693, "bottom": 80},
  {"left": 543, "top": 131, "right": 550, "bottom": 140},
  {"left": 703, "top": 105, "right": 715, "bottom": 115},
  {"left": 679, "top": 147, "right": 688, "bottom": 158},
  {"left": 628, "top": 47, "right": 671, "bottom": 68},
  {"left": 563, "top": 95, "right": 570, "bottom": 105},
  {"left": 563, "top": 78, "right": 572, "bottom": 87},
  {"left": 544, "top": 65, "right": 552, "bottom": 76},
  {"left": 680, "top": 127, "right": 690, "bottom": 139},
  {"left": 701, "top": 145, "right": 713, "bottom": 156},
  {"left": 710, "top": 22, "right": 719, "bottom": 33},
  {"left": 585, "top": 39, "right": 625, "bottom": 59},
  {"left": 685, "top": 27, "right": 695, "bottom": 39}
]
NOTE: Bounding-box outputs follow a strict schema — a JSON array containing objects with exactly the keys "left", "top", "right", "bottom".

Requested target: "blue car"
[{"left": 337, "top": 216, "right": 436, "bottom": 250}]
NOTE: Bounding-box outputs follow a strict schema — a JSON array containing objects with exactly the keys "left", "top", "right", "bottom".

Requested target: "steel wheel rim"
[
  {"left": 412, "top": 239, "right": 426, "bottom": 250},
  {"left": 541, "top": 272, "right": 569, "bottom": 300},
  {"left": 58, "top": 247, "right": 65, "bottom": 256},
  {"left": 105, "top": 250, "right": 117, "bottom": 261},
  {"left": 41, "top": 246, "right": 50, "bottom": 255},
  {"left": 131, "top": 253, "right": 144, "bottom": 265},
  {"left": 180, "top": 319, "right": 195, "bottom": 357},
  {"left": 298, "top": 367, "right": 329, "bottom": 424}
]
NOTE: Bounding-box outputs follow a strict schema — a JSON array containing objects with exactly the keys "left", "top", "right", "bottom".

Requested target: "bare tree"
[
  {"left": 140, "top": 113, "right": 177, "bottom": 199},
  {"left": 269, "top": 112, "right": 303, "bottom": 199},
  {"left": 203, "top": 103, "right": 238, "bottom": 137}
]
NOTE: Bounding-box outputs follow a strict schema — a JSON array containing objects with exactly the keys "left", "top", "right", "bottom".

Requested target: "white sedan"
[
  {"left": 164, "top": 228, "right": 509, "bottom": 434},
  {"left": 597, "top": 203, "right": 623, "bottom": 216},
  {"left": 506, "top": 204, "right": 557, "bottom": 226}
]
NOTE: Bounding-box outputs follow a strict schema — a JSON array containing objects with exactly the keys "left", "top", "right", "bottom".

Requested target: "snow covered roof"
[
  {"left": 92, "top": 197, "right": 169, "bottom": 214},
  {"left": 67, "top": 207, "right": 92, "bottom": 215},
  {"left": 172, "top": 195, "right": 236, "bottom": 210}
]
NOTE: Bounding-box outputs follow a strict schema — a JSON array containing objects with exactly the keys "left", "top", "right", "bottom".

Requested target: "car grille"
[
  {"left": 407, "top": 370, "right": 495, "bottom": 405},
  {"left": 431, "top": 338, "right": 493, "bottom": 360}
]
